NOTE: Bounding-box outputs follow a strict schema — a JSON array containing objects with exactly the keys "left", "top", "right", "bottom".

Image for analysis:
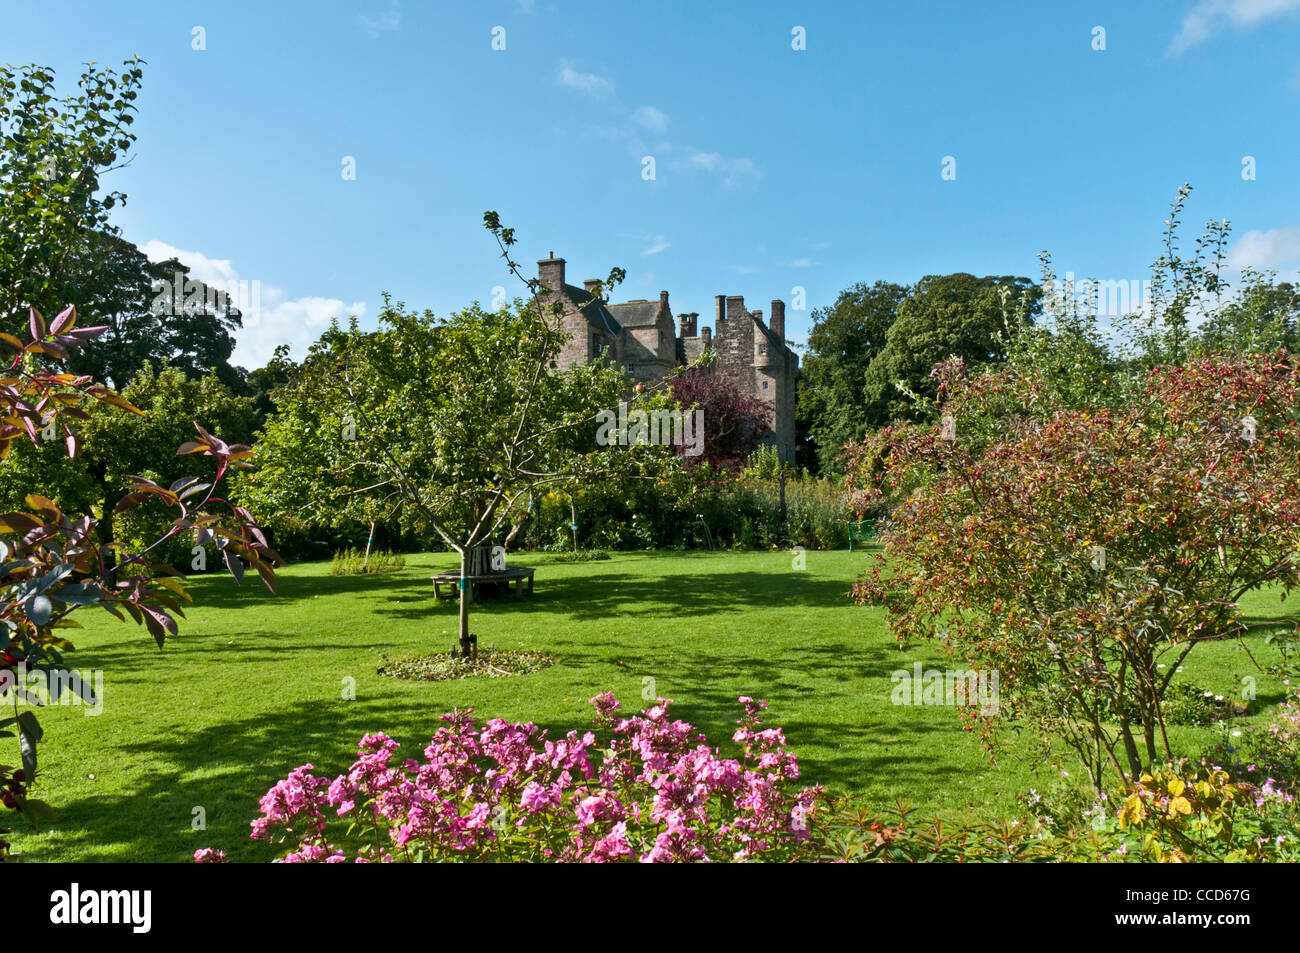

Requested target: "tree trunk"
[
  {"left": 457, "top": 547, "right": 474, "bottom": 658},
  {"left": 1116, "top": 713, "right": 1143, "bottom": 779},
  {"left": 362, "top": 520, "right": 375, "bottom": 571}
]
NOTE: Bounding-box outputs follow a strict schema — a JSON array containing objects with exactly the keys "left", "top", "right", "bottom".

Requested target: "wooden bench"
[
  {"left": 844, "top": 519, "right": 877, "bottom": 552},
  {"left": 431, "top": 566, "right": 535, "bottom": 603}
]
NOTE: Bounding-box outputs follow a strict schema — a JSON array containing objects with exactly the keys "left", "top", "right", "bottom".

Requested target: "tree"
[
  {"left": 141, "top": 256, "right": 244, "bottom": 390},
  {"left": 847, "top": 354, "right": 1300, "bottom": 790},
  {"left": 0, "top": 59, "right": 144, "bottom": 332},
  {"left": 860, "top": 273, "right": 1039, "bottom": 426},
  {"left": 795, "top": 280, "right": 908, "bottom": 473},
  {"left": 1, "top": 61, "right": 244, "bottom": 392},
  {"left": 58, "top": 241, "right": 245, "bottom": 390},
  {"left": 54, "top": 231, "right": 157, "bottom": 389},
  {"left": 1193, "top": 271, "right": 1299, "bottom": 357},
  {"left": 667, "top": 363, "right": 773, "bottom": 473},
  {"left": 241, "top": 214, "right": 638, "bottom": 655}
]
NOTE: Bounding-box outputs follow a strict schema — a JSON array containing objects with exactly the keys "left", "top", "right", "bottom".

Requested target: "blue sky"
[{"left": 5, "top": 0, "right": 1300, "bottom": 368}]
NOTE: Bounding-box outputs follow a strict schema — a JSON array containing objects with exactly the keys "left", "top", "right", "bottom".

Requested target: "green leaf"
[{"left": 17, "top": 710, "right": 42, "bottom": 776}]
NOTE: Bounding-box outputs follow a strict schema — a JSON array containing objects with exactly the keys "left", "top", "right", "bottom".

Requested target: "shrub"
[
  {"left": 328, "top": 548, "right": 405, "bottom": 575},
  {"left": 213, "top": 695, "right": 822, "bottom": 863},
  {"left": 521, "top": 463, "right": 848, "bottom": 553},
  {"left": 1110, "top": 762, "right": 1300, "bottom": 862},
  {"left": 541, "top": 549, "right": 611, "bottom": 563},
  {"left": 847, "top": 352, "right": 1300, "bottom": 789},
  {"left": 1203, "top": 693, "right": 1300, "bottom": 796}
]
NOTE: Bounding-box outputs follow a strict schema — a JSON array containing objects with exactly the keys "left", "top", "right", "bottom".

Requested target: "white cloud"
[
  {"left": 685, "top": 151, "right": 762, "bottom": 188},
  {"left": 641, "top": 236, "right": 671, "bottom": 256},
  {"left": 1170, "top": 0, "right": 1300, "bottom": 54},
  {"left": 141, "top": 240, "right": 239, "bottom": 286},
  {"left": 632, "top": 106, "right": 668, "bottom": 133},
  {"left": 356, "top": 1, "right": 402, "bottom": 38},
  {"left": 558, "top": 62, "right": 613, "bottom": 99},
  {"left": 789, "top": 257, "right": 816, "bottom": 268},
  {"left": 141, "top": 241, "right": 366, "bottom": 370},
  {"left": 561, "top": 69, "right": 758, "bottom": 190},
  {"left": 730, "top": 264, "right": 760, "bottom": 275},
  {"left": 1226, "top": 226, "right": 1300, "bottom": 271}
]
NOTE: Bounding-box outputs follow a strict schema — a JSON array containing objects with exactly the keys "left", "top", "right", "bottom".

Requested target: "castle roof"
[
  {"left": 607, "top": 299, "right": 666, "bottom": 328},
  {"left": 677, "top": 336, "right": 708, "bottom": 363},
  {"left": 559, "top": 283, "right": 621, "bottom": 337}
]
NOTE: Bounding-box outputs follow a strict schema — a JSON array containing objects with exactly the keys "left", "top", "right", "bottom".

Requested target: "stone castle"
[{"left": 537, "top": 252, "right": 799, "bottom": 460}]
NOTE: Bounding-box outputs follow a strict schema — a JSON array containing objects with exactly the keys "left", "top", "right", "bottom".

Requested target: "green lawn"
[{"left": 9, "top": 548, "right": 1293, "bottom": 862}]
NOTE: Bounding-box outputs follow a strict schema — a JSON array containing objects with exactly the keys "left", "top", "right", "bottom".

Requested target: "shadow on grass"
[
  {"left": 372, "top": 567, "right": 857, "bottom": 622},
  {"left": 19, "top": 643, "right": 959, "bottom": 862}
]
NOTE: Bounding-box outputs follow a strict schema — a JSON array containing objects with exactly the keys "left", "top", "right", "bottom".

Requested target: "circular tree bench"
[{"left": 431, "top": 566, "right": 535, "bottom": 604}]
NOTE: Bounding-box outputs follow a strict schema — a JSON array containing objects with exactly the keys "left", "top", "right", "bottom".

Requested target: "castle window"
[
  {"left": 758, "top": 344, "right": 766, "bottom": 355},
  {"left": 592, "top": 335, "right": 600, "bottom": 354},
  {"left": 762, "top": 380, "right": 769, "bottom": 390},
  {"left": 626, "top": 363, "right": 635, "bottom": 373}
]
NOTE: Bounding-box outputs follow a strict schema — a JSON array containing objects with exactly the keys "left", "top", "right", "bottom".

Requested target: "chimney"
[
  {"left": 679, "top": 312, "right": 697, "bottom": 337},
  {"left": 701, "top": 326, "right": 712, "bottom": 346},
  {"left": 538, "top": 252, "right": 565, "bottom": 293},
  {"left": 751, "top": 309, "right": 763, "bottom": 324},
  {"left": 659, "top": 290, "right": 669, "bottom": 311},
  {"left": 715, "top": 294, "right": 726, "bottom": 325},
  {"left": 726, "top": 295, "right": 746, "bottom": 322},
  {"left": 584, "top": 278, "right": 602, "bottom": 296},
  {"left": 770, "top": 299, "right": 785, "bottom": 341}
]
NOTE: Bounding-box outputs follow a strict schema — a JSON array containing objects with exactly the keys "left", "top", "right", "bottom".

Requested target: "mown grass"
[{"left": 8, "top": 547, "right": 1292, "bottom": 862}]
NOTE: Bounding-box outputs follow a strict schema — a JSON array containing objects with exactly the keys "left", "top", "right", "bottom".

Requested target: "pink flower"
[{"left": 520, "top": 781, "right": 562, "bottom": 813}]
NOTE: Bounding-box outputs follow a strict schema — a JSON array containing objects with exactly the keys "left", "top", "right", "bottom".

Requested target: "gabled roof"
[
  {"left": 607, "top": 299, "right": 667, "bottom": 329},
  {"left": 560, "top": 283, "right": 621, "bottom": 337}
]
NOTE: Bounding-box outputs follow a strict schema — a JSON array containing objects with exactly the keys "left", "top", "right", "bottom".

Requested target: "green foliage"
[
  {"left": 742, "top": 444, "right": 790, "bottom": 480},
  {"left": 795, "top": 280, "right": 908, "bottom": 471},
  {"left": 1203, "top": 693, "right": 1300, "bottom": 790},
  {"left": 848, "top": 353, "right": 1300, "bottom": 789},
  {"left": 0, "top": 59, "right": 144, "bottom": 329},
  {"left": 519, "top": 465, "right": 848, "bottom": 552},
  {"left": 860, "top": 272, "right": 1040, "bottom": 426},
  {"left": 4, "top": 549, "right": 1291, "bottom": 860},
  {"left": 1120, "top": 184, "right": 1231, "bottom": 369},
  {"left": 1118, "top": 683, "right": 1238, "bottom": 728},
  {"left": 1111, "top": 762, "right": 1299, "bottom": 862},
  {"left": 239, "top": 297, "right": 633, "bottom": 545},
  {"left": 540, "top": 549, "right": 611, "bottom": 563},
  {"left": 328, "top": 548, "right": 405, "bottom": 576},
  {"left": 1192, "top": 270, "right": 1299, "bottom": 358}
]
